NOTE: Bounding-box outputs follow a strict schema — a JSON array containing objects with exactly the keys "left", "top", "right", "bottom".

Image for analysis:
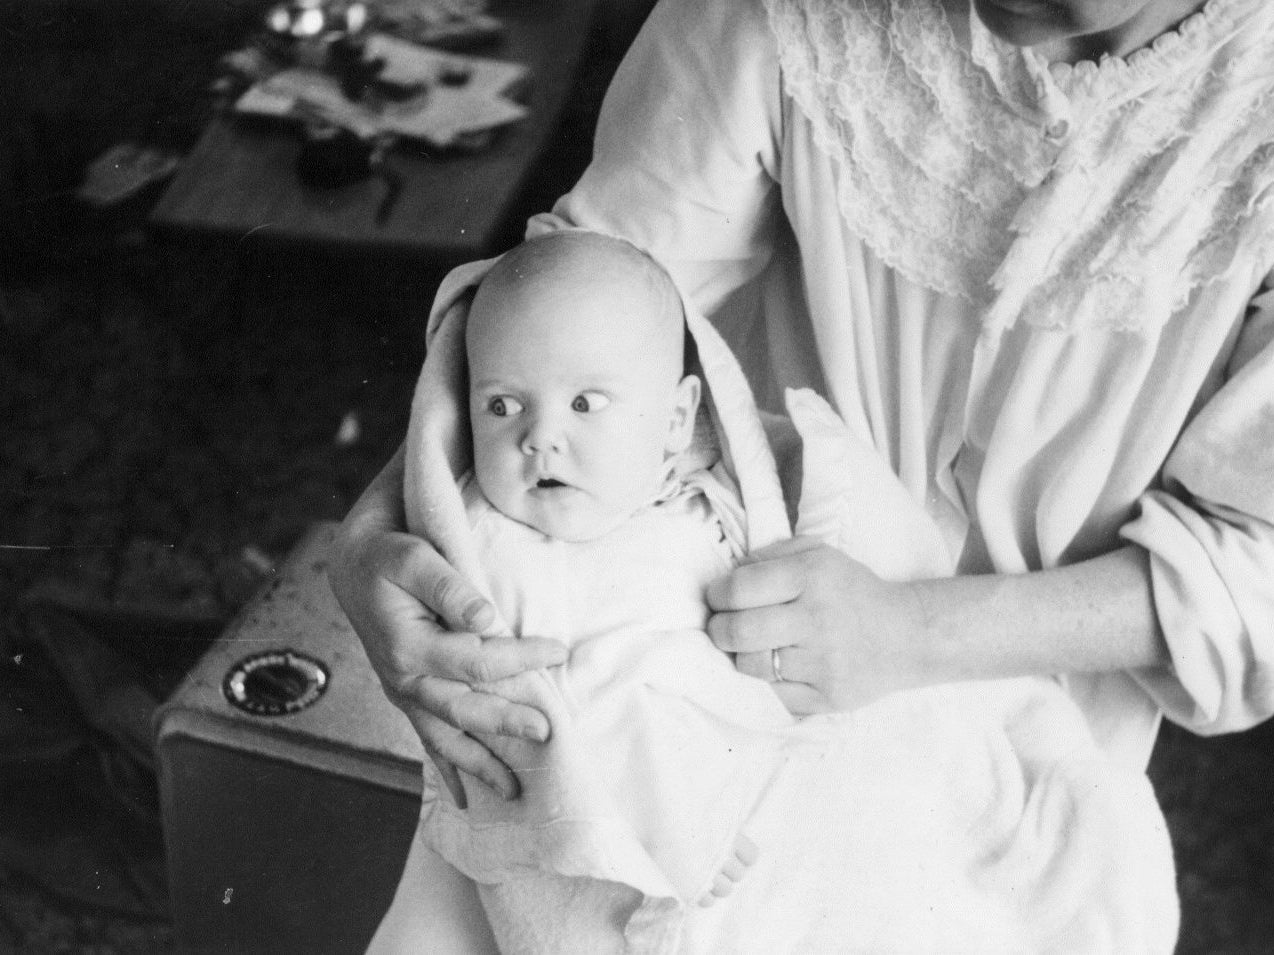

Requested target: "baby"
[
  {"left": 384, "top": 230, "right": 1179, "bottom": 955},
  {"left": 446, "top": 232, "right": 786, "bottom": 950}
]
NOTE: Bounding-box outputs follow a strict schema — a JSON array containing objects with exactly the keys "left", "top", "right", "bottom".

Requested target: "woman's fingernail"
[
  {"left": 515, "top": 716, "right": 546, "bottom": 742},
  {"left": 462, "top": 600, "right": 491, "bottom": 630}
]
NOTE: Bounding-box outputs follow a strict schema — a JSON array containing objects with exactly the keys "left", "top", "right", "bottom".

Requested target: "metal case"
[{"left": 154, "top": 523, "right": 489, "bottom": 953}]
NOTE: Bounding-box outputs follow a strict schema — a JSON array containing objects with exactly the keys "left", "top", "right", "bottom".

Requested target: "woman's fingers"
[
  {"left": 708, "top": 600, "right": 806, "bottom": 654},
  {"left": 430, "top": 750, "right": 469, "bottom": 807},
  {"left": 707, "top": 541, "right": 916, "bottom": 715},
  {"left": 770, "top": 681, "right": 828, "bottom": 717},
  {"left": 705, "top": 556, "right": 800, "bottom": 613},
  {"left": 364, "top": 591, "right": 567, "bottom": 729},
  {"left": 336, "top": 530, "right": 567, "bottom": 743},
  {"left": 422, "top": 632, "right": 569, "bottom": 688},
  {"left": 705, "top": 537, "right": 822, "bottom": 613},
  {"left": 416, "top": 673, "right": 551, "bottom": 742},
  {"left": 739, "top": 536, "right": 827, "bottom": 563},
  {"left": 407, "top": 709, "right": 520, "bottom": 806},
  {"left": 733, "top": 643, "right": 833, "bottom": 717},
  {"left": 734, "top": 645, "right": 820, "bottom": 686},
  {"left": 387, "top": 533, "right": 497, "bottom": 633},
  {"left": 327, "top": 458, "right": 557, "bottom": 802}
]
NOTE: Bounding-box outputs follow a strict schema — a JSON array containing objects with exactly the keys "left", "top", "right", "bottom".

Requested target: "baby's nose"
[{"left": 520, "top": 413, "right": 565, "bottom": 455}]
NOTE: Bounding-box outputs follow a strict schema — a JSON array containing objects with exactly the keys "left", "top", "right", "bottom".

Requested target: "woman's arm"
[
  {"left": 707, "top": 537, "right": 1166, "bottom": 714},
  {"left": 328, "top": 445, "right": 568, "bottom": 803},
  {"left": 712, "top": 270, "right": 1274, "bottom": 726},
  {"left": 1119, "top": 272, "right": 1274, "bottom": 734},
  {"left": 543, "top": 0, "right": 783, "bottom": 307}
]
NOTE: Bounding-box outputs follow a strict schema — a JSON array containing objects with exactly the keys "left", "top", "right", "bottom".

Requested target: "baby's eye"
[
  {"left": 571, "top": 392, "right": 610, "bottom": 413},
  {"left": 487, "top": 395, "right": 523, "bottom": 417}
]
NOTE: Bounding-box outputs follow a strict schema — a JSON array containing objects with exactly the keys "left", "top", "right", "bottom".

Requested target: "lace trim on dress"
[{"left": 763, "top": 0, "right": 1274, "bottom": 335}]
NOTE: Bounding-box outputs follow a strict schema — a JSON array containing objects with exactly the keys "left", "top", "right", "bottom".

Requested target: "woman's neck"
[{"left": 1032, "top": 0, "right": 1209, "bottom": 65}]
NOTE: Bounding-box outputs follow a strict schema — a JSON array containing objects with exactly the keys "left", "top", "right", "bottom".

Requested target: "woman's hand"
[
  {"left": 707, "top": 537, "right": 1170, "bottom": 716},
  {"left": 328, "top": 449, "right": 568, "bottom": 806},
  {"left": 706, "top": 537, "right": 929, "bottom": 714}
]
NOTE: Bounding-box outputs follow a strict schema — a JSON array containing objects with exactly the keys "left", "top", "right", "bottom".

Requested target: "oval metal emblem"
[{"left": 224, "top": 649, "right": 329, "bottom": 716}]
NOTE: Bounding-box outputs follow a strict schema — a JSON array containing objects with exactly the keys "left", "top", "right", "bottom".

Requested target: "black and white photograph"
[{"left": 3, "top": 0, "right": 1273, "bottom": 952}]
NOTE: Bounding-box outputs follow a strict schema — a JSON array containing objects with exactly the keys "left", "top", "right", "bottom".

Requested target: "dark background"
[{"left": 2, "top": 1, "right": 1272, "bottom": 951}]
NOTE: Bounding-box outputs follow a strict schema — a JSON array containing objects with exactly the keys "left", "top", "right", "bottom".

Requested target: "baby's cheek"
[
  {"left": 603, "top": 468, "right": 656, "bottom": 513},
  {"left": 474, "top": 461, "right": 517, "bottom": 513}
]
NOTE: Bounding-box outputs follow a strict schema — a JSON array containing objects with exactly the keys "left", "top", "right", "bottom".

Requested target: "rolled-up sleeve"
[
  {"left": 528, "top": 0, "right": 784, "bottom": 315},
  {"left": 1123, "top": 272, "right": 1274, "bottom": 734}
]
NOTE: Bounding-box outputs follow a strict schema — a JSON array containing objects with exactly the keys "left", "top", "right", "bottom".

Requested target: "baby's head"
[{"left": 466, "top": 231, "right": 701, "bottom": 542}]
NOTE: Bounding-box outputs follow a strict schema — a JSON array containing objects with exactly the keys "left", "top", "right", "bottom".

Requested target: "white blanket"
[{"left": 380, "top": 236, "right": 1178, "bottom": 954}]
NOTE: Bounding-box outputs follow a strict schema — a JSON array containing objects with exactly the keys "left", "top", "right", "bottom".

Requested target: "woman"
[{"left": 331, "top": 0, "right": 1274, "bottom": 924}]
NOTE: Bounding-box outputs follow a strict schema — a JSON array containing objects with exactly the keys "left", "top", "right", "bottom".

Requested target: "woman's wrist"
[
  {"left": 331, "top": 444, "right": 408, "bottom": 596},
  {"left": 337, "top": 443, "right": 406, "bottom": 545},
  {"left": 909, "top": 546, "right": 1170, "bottom": 685}
]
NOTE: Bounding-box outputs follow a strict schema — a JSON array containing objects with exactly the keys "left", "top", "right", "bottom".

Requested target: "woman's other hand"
[
  {"left": 328, "top": 450, "right": 568, "bottom": 806},
  {"left": 706, "top": 537, "right": 928, "bottom": 715},
  {"left": 708, "top": 536, "right": 1169, "bottom": 717}
]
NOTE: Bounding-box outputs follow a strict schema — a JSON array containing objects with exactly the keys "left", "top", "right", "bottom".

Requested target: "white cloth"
[{"left": 540, "top": 0, "right": 1274, "bottom": 764}]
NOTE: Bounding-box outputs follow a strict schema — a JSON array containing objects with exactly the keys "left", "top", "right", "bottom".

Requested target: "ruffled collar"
[
  {"left": 969, "top": 0, "right": 1263, "bottom": 126},
  {"left": 765, "top": 0, "right": 1274, "bottom": 335}
]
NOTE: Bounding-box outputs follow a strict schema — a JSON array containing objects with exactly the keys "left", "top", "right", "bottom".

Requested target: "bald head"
[{"left": 468, "top": 231, "right": 686, "bottom": 385}]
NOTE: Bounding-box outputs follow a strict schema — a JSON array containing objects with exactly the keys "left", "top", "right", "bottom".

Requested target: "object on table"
[
  {"left": 76, "top": 143, "right": 181, "bottom": 207},
  {"left": 295, "top": 121, "right": 376, "bottom": 187},
  {"left": 265, "top": 0, "right": 370, "bottom": 39},
  {"left": 219, "top": 44, "right": 279, "bottom": 84},
  {"left": 328, "top": 33, "right": 390, "bottom": 100},
  {"left": 372, "top": 0, "right": 504, "bottom": 49},
  {"left": 235, "top": 33, "right": 528, "bottom": 149},
  {"left": 261, "top": 0, "right": 372, "bottom": 72},
  {"left": 292, "top": 122, "right": 404, "bottom": 225},
  {"left": 370, "top": 140, "right": 405, "bottom": 224},
  {"left": 260, "top": 0, "right": 499, "bottom": 57}
]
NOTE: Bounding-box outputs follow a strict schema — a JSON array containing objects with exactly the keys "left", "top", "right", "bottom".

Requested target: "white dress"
[{"left": 534, "top": 0, "right": 1274, "bottom": 768}]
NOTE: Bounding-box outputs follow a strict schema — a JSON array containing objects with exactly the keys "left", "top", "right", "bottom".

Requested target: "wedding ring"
[{"left": 771, "top": 647, "right": 786, "bottom": 683}]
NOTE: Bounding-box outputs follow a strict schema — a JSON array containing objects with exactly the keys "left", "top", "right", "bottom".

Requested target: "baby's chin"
[
  {"left": 500, "top": 494, "right": 634, "bottom": 543},
  {"left": 520, "top": 509, "right": 628, "bottom": 543},
  {"left": 480, "top": 477, "right": 647, "bottom": 542}
]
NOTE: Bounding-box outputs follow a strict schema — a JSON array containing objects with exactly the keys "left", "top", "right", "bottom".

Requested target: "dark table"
[{"left": 149, "top": 0, "right": 598, "bottom": 265}]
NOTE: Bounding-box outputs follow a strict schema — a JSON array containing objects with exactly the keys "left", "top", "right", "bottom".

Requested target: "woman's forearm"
[
  {"left": 912, "top": 545, "right": 1170, "bottom": 684},
  {"left": 341, "top": 442, "right": 407, "bottom": 539},
  {"left": 709, "top": 539, "right": 1170, "bottom": 714}
]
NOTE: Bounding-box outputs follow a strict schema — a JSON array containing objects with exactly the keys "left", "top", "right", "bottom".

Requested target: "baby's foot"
[{"left": 697, "top": 834, "right": 759, "bottom": 907}]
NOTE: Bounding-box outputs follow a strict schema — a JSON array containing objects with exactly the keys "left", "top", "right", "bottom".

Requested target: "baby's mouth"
[{"left": 535, "top": 478, "right": 566, "bottom": 489}]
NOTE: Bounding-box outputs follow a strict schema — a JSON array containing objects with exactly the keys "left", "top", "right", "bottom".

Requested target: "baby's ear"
[{"left": 666, "top": 374, "right": 702, "bottom": 454}]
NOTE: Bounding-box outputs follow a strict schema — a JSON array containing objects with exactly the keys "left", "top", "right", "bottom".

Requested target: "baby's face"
[{"left": 467, "top": 259, "right": 698, "bottom": 542}]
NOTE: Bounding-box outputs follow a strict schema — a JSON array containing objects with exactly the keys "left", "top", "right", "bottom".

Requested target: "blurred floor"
[
  {"left": 1151, "top": 719, "right": 1274, "bottom": 953},
  {"left": 1, "top": 216, "right": 422, "bottom": 952}
]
